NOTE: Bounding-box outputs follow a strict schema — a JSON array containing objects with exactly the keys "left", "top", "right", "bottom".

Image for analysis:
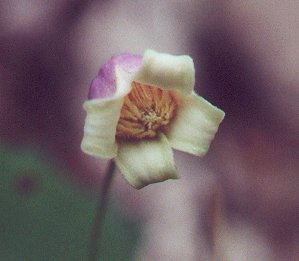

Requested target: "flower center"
[{"left": 116, "top": 81, "right": 177, "bottom": 140}]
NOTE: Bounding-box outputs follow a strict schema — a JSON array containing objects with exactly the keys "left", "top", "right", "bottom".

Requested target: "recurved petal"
[
  {"left": 134, "top": 50, "right": 195, "bottom": 94},
  {"left": 115, "top": 134, "right": 178, "bottom": 189},
  {"left": 166, "top": 94, "right": 225, "bottom": 157},
  {"left": 81, "top": 98, "right": 123, "bottom": 158}
]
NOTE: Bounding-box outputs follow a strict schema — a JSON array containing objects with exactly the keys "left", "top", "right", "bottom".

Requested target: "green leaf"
[{"left": 0, "top": 145, "right": 139, "bottom": 261}]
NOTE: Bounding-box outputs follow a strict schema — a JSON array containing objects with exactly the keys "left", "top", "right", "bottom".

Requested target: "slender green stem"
[{"left": 89, "top": 160, "right": 116, "bottom": 261}]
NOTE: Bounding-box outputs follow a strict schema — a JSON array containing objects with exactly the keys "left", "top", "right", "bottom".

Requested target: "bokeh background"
[{"left": 1, "top": 0, "right": 299, "bottom": 260}]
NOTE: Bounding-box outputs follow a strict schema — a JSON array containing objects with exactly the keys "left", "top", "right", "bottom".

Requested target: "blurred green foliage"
[{"left": 0, "top": 146, "right": 139, "bottom": 261}]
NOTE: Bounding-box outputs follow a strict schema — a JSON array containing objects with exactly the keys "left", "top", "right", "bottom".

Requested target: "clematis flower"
[{"left": 81, "top": 50, "right": 225, "bottom": 189}]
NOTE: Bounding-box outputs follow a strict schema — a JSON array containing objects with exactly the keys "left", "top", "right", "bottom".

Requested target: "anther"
[{"left": 116, "top": 81, "right": 177, "bottom": 140}]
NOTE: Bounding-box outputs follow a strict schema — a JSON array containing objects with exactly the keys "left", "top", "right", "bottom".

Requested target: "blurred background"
[{"left": 0, "top": 0, "right": 298, "bottom": 260}]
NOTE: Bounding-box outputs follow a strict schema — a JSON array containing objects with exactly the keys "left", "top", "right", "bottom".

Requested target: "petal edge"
[
  {"left": 135, "top": 50, "right": 195, "bottom": 94},
  {"left": 81, "top": 98, "right": 123, "bottom": 158},
  {"left": 166, "top": 94, "right": 225, "bottom": 157},
  {"left": 115, "top": 134, "right": 178, "bottom": 189}
]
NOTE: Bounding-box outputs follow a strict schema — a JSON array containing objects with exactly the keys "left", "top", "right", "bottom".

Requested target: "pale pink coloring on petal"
[{"left": 88, "top": 53, "right": 142, "bottom": 99}]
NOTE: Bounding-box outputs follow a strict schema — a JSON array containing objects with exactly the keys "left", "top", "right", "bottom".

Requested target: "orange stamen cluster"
[{"left": 116, "top": 81, "right": 177, "bottom": 140}]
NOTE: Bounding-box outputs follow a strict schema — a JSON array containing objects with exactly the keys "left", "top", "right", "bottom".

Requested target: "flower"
[{"left": 81, "top": 50, "right": 225, "bottom": 189}]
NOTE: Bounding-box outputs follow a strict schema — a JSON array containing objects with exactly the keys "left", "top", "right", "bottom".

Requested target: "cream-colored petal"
[
  {"left": 81, "top": 98, "right": 122, "bottom": 158},
  {"left": 135, "top": 50, "right": 195, "bottom": 94},
  {"left": 166, "top": 94, "right": 225, "bottom": 157},
  {"left": 115, "top": 134, "right": 178, "bottom": 189},
  {"left": 81, "top": 67, "right": 134, "bottom": 158}
]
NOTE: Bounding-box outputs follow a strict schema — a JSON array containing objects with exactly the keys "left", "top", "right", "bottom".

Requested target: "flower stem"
[{"left": 89, "top": 160, "right": 116, "bottom": 261}]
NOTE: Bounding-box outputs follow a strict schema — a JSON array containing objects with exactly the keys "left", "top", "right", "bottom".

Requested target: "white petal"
[
  {"left": 135, "top": 50, "right": 195, "bottom": 94},
  {"left": 81, "top": 99, "right": 122, "bottom": 158},
  {"left": 115, "top": 134, "right": 178, "bottom": 189},
  {"left": 81, "top": 67, "right": 134, "bottom": 158},
  {"left": 166, "top": 94, "right": 225, "bottom": 157},
  {"left": 114, "top": 66, "right": 136, "bottom": 97}
]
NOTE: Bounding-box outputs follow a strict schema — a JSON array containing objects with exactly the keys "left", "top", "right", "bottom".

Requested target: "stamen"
[{"left": 116, "top": 81, "right": 177, "bottom": 140}]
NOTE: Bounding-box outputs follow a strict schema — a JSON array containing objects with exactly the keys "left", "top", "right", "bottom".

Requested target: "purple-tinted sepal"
[{"left": 88, "top": 53, "right": 142, "bottom": 100}]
